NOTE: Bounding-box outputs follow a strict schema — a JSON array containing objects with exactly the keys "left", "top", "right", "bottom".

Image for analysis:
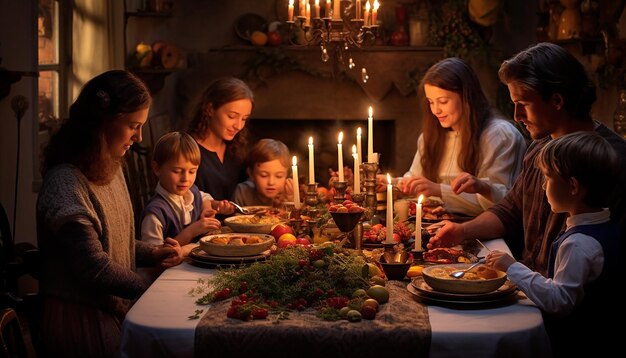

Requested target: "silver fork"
[{"left": 228, "top": 201, "right": 250, "bottom": 215}]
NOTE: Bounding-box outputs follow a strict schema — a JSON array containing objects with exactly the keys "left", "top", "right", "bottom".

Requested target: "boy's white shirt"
[
  {"left": 506, "top": 209, "right": 608, "bottom": 315},
  {"left": 141, "top": 182, "right": 214, "bottom": 246}
]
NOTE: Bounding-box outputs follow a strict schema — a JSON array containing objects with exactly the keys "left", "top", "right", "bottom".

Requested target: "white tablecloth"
[{"left": 121, "top": 239, "right": 552, "bottom": 358}]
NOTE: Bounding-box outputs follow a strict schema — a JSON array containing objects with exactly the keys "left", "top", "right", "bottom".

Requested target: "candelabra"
[
  {"left": 332, "top": 180, "right": 348, "bottom": 203},
  {"left": 286, "top": 0, "right": 380, "bottom": 81}
]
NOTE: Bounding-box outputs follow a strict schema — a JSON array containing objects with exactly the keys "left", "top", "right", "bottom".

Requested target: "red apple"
[
  {"left": 296, "top": 237, "right": 310, "bottom": 246},
  {"left": 267, "top": 31, "right": 283, "bottom": 46},
  {"left": 271, "top": 223, "right": 294, "bottom": 240}
]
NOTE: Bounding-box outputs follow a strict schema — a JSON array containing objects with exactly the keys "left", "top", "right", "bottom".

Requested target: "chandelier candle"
[
  {"left": 308, "top": 136, "right": 315, "bottom": 184},
  {"left": 386, "top": 173, "right": 394, "bottom": 244},
  {"left": 372, "top": 0, "right": 379, "bottom": 25},
  {"left": 367, "top": 106, "right": 373, "bottom": 162},
  {"left": 300, "top": 0, "right": 306, "bottom": 17},
  {"left": 337, "top": 131, "right": 344, "bottom": 182},
  {"left": 364, "top": 1, "right": 370, "bottom": 26},
  {"left": 325, "top": 0, "right": 330, "bottom": 18},
  {"left": 314, "top": 0, "right": 320, "bottom": 18},
  {"left": 292, "top": 156, "right": 301, "bottom": 209},
  {"left": 352, "top": 145, "right": 360, "bottom": 194},
  {"left": 415, "top": 194, "right": 424, "bottom": 251}
]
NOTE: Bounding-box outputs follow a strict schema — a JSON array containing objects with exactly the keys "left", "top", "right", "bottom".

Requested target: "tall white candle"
[
  {"left": 364, "top": 1, "right": 370, "bottom": 26},
  {"left": 333, "top": 0, "right": 340, "bottom": 19},
  {"left": 356, "top": 127, "right": 362, "bottom": 168},
  {"left": 337, "top": 132, "right": 344, "bottom": 182},
  {"left": 314, "top": 0, "right": 320, "bottom": 18},
  {"left": 352, "top": 145, "right": 360, "bottom": 194},
  {"left": 372, "top": 0, "right": 379, "bottom": 25},
  {"left": 292, "top": 156, "right": 301, "bottom": 209},
  {"left": 308, "top": 136, "right": 315, "bottom": 184},
  {"left": 306, "top": 3, "right": 311, "bottom": 25},
  {"left": 367, "top": 106, "right": 373, "bottom": 163},
  {"left": 386, "top": 173, "right": 394, "bottom": 244},
  {"left": 300, "top": 0, "right": 306, "bottom": 16},
  {"left": 325, "top": 0, "right": 330, "bottom": 17},
  {"left": 288, "top": 0, "right": 294, "bottom": 21},
  {"left": 415, "top": 194, "right": 424, "bottom": 251}
]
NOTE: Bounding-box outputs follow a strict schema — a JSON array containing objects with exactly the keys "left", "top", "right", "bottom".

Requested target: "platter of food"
[
  {"left": 422, "top": 248, "right": 478, "bottom": 264},
  {"left": 421, "top": 263, "right": 508, "bottom": 294},
  {"left": 198, "top": 233, "right": 275, "bottom": 257},
  {"left": 189, "top": 246, "right": 269, "bottom": 268},
  {"left": 224, "top": 214, "right": 285, "bottom": 234}
]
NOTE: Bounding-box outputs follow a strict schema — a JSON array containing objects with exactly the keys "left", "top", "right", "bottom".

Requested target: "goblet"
[{"left": 329, "top": 210, "right": 364, "bottom": 247}]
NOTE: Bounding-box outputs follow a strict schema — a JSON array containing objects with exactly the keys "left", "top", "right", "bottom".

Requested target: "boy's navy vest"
[{"left": 142, "top": 185, "right": 204, "bottom": 241}]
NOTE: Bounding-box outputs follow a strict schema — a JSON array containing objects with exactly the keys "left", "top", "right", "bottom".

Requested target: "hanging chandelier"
[{"left": 285, "top": 0, "right": 381, "bottom": 82}]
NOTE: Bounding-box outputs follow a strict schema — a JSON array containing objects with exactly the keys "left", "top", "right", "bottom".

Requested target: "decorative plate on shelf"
[{"left": 234, "top": 13, "right": 267, "bottom": 40}]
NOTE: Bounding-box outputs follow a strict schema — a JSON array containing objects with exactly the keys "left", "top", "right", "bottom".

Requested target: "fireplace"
[{"left": 247, "top": 118, "right": 395, "bottom": 188}]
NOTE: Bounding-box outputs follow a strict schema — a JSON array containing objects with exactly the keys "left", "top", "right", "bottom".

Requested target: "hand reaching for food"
[
  {"left": 402, "top": 176, "right": 441, "bottom": 197},
  {"left": 486, "top": 250, "right": 516, "bottom": 272},
  {"left": 427, "top": 221, "right": 465, "bottom": 249},
  {"left": 451, "top": 172, "right": 491, "bottom": 199}
]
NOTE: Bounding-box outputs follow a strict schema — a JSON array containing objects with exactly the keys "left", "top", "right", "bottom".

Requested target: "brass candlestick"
[
  {"left": 361, "top": 162, "right": 379, "bottom": 222},
  {"left": 332, "top": 180, "right": 348, "bottom": 203},
  {"left": 304, "top": 182, "right": 319, "bottom": 207},
  {"left": 350, "top": 193, "right": 366, "bottom": 253}
]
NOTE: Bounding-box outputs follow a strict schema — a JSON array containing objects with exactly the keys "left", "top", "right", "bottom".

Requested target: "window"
[{"left": 37, "top": 0, "right": 68, "bottom": 141}]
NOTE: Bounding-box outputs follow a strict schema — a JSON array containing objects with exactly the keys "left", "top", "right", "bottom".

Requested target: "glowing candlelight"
[
  {"left": 314, "top": 0, "right": 320, "bottom": 18},
  {"left": 288, "top": 0, "right": 294, "bottom": 21},
  {"left": 364, "top": 1, "right": 370, "bottom": 26},
  {"left": 415, "top": 194, "right": 424, "bottom": 251},
  {"left": 372, "top": 0, "right": 379, "bottom": 25},
  {"left": 325, "top": 0, "right": 330, "bottom": 17},
  {"left": 292, "top": 156, "right": 301, "bottom": 209},
  {"left": 367, "top": 106, "right": 373, "bottom": 163},
  {"left": 356, "top": 127, "right": 362, "bottom": 170},
  {"left": 308, "top": 136, "right": 315, "bottom": 184},
  {"left": 333, "top": 0, "right": 340, "bottom": 19},
  {"left": 337, "top": 131, "right": 344, "bottom": 182},
  {"left": 352, "top": 145, "right": 360, "bottom": 194},
  {"left": 306, "top": 3, "right": 311, "bottom": 25},
  {"left": 300, "top": 0, "right": 306, "bottom": 17},
  {"left": 386, "top": 173, "right": 394, "bottom": 244}
]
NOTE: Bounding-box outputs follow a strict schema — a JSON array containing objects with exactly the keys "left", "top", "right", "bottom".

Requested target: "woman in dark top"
[{"left": 187, "top": 77, "right": 254, "bottom": 200}]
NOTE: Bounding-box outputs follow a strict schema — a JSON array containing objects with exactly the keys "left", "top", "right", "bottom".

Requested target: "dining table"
[{"left": 120, "top": 239, "right": 552, "bottom": 357}]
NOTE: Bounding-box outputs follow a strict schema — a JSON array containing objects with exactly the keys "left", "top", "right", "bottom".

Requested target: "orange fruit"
[{"left": 250, "top": 31, "right": 268, "bottom": 46}]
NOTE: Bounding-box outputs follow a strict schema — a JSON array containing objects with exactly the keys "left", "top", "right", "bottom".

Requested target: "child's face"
[
  {"left": 154, "top": 155, "right": 199, "bottom": 196},
  {"left": 251, "top": 159, "right": 288, "bottom": 199},
  {"left": 542, "top": 170, "right": 572, "bottom": 213}
]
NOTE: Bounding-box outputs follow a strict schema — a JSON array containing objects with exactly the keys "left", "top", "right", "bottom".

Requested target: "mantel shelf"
[{"left": 129, "top": 68, "right": 179, "bottom": 94}]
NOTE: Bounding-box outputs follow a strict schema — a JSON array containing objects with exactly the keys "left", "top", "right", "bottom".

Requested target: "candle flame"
[
  {"left": 373, "top": 0, "right": 379, "bottom": 10},
  {"left": 309, "top": 136, "right": 313, "bottom": 145},
  {"left": 418, "top": 194, "right": 424, "bottom": 204},
  {"left": 366, "top": 1, "right": 371, "bottom": 11},
  {"left": 338, "top": 131, "right": 343, "bottom": 144},
  {"left": 368, "top": 106, "right": 373, "bottom": 118},
  {"left": 292, "top": 156, "right": 297, "bottom": 166},
  {"left": 289, "top": 0, "right": 293, "bottom": 6},
  {"left": 315, "top": 0, "right": 319, "bottom": 5},
  {"left": 352, "top": 144, "right": 357, "bottom": 155},
  {"left": 387, "top": 173, "right": 391, "bottom": 185},
  {"left": 357, "top": 127, "right": 362, "bottom": 136}
]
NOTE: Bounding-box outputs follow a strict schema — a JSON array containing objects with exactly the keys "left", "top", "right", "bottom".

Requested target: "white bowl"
[
  {"left": 199, "top": 233, "right": 275, "bottom": 257},
  {"left": 422, "top": 263, "right": 507, "bottom": 294}
]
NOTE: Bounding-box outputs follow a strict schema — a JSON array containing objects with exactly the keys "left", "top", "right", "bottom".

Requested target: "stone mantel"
[{"left": 176, "top": 46, "right": 443, "bottom": 174}]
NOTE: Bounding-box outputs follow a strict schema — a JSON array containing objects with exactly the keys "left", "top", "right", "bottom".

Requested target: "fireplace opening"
[{"left": 247, "top": 119, "right": 396, "bottom": 188}]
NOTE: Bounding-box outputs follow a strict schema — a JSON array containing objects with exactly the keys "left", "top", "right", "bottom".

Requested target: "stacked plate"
[
  {"left": 407, "top": 277, "right": 518, "bottom": 308},
  {"left": 189, "top": 247, "right": 270, "bottom": 268}
]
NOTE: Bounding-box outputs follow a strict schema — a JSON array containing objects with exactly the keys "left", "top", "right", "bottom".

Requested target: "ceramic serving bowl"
[
  {"left": 223, "top": 214, "right": 284, "bottom": 234},
  {"left": 199, "top": 233, "right": 275, "bottom": 257},
  {"left": 422, "top": 263, "right": 507, "bottom": 294}
]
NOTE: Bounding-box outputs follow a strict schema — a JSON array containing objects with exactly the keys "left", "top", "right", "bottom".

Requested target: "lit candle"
[
  {"left": 337, "top": 131, "right": 344, "bottom": 182},
  {"left": 372, "top": 0, "right": 379, "bottom": 25},
  {"left": 386, "top": 173, "right": 394, "bottom": 244},
  {"left": 288, "top": 0, "right": 294, "bottom": 21},
  {"left": 306, "top": 3, "right": 311, "bottom": 25},
  {"left": 415, "top": 194, "right": 424, "bottom": 251},
  {"left": 325, "top": 0, "right": 331, "bottom": 18},
  {"left": 364, "top": 1, "right": 370, "bottom": 26},
  {"left": 314, "top": 0, "right": 320, "bottom": 18},
  {"left": 356, "top": 0, "right": 361, "bottom": 19},
  {"left": 367, "top": 106, "right": 373, "bottom": 163},
  {"left": 333, "top": 0, "right": 340, "bottom": 19},
  {"left": 292, "top": 156, "right": 301, "bottom": 209},
  {"left": 308, "top": 136, "right": 315, "bottom": 184},
  {"left": 300, "top": 0, "right": 306, "bottom": 17},
  {"left": 352, "top": 145, "right": 360, "bottom": 194},
  {"left": 356, "top": 127, "right": 362, "bottom": 169}
]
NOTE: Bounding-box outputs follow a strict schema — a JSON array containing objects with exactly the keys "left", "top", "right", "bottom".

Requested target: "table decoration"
[
  {"left": 292, "top": 156, "right": 301, "bottom": 209},
  {"left": 337, "top": 131, "right": 344, "bottom": 182},
  {"left": 361, "top": 161, "right": 379, "bottom": 222},
  {"left": 308, "top": 136, "right": 315, "bottom": 184}
]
